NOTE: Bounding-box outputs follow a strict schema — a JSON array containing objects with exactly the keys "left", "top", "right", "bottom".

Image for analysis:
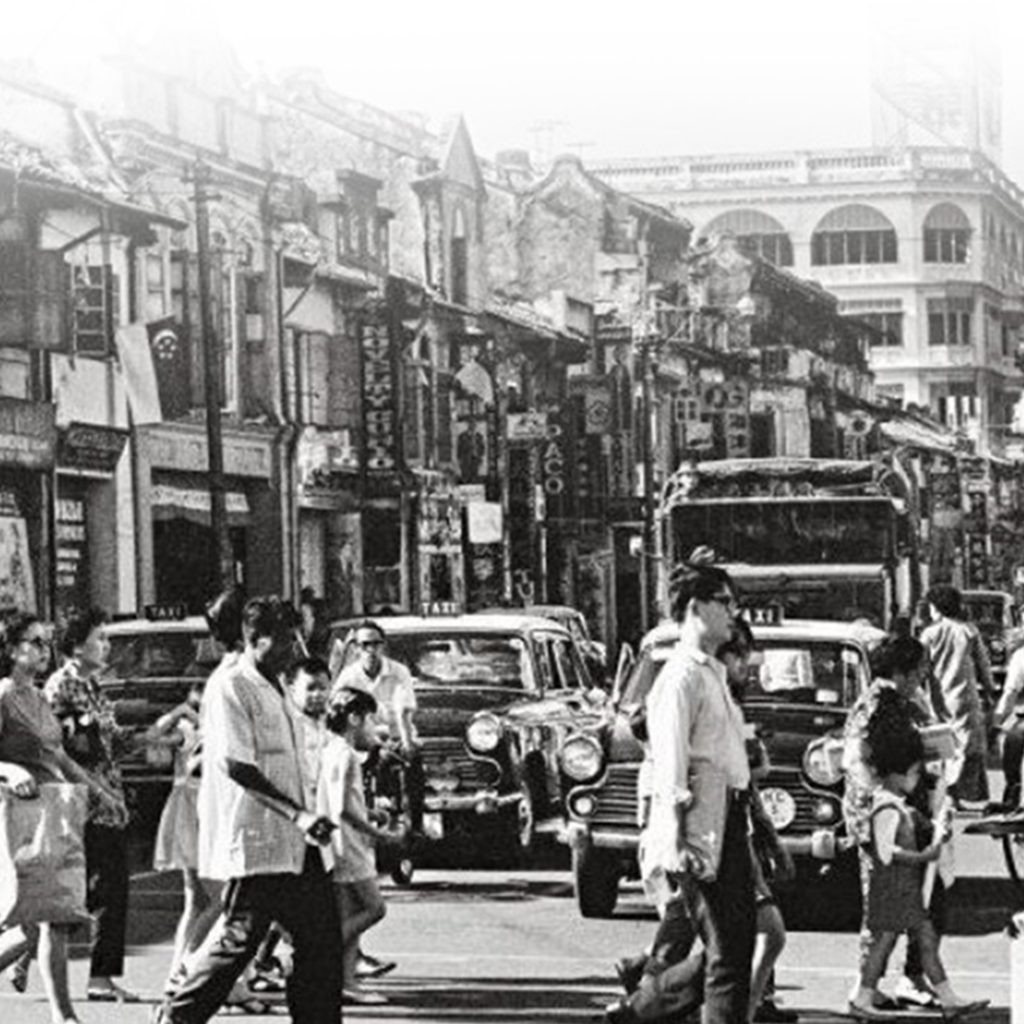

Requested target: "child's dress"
[
  {"left": 865, "top": 788, "right": 926, "bottom": 932},
  {"left": 153, "top": 711, "right": 201, "bottom": 872}
]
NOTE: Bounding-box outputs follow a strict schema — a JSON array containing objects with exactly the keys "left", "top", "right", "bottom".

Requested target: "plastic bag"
[{"left": 0, "top": 783, "right": 88, "bottom": 926}]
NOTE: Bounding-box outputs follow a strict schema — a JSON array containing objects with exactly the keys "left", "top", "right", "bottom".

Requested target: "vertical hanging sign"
[{"left": 360, "top": 308, "right": 397, "bottom": 472}]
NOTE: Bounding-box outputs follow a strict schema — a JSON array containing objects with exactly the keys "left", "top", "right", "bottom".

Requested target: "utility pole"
[{"left": 191, "top": 159, "right": 233, "bottom": 589}]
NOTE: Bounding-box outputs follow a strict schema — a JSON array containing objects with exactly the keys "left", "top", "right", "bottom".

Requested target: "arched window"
[
  {"left": 450, "top": 206, "right": 468, "bottom": 305},
  {"left": 702, "top": 209, "right": 793, "bottom": 266},
  {"left": 811, "top": 205, "right": 898, "bottom": 266},
  {"left": 923, "top": 203, "right": 971, "bottom": 264}
]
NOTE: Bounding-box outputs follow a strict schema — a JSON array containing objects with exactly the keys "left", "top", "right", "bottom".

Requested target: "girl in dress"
[
  {"left": 147, "top": 679, "right": 214, "bottom": 993},
  {"left": 849, "top": 728, "right": 985, "bottom": 1019}
]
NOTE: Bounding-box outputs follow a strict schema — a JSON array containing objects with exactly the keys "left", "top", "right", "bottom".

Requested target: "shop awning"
[{"left": 151, "top": 484, "right": 250, "bottom": 527}]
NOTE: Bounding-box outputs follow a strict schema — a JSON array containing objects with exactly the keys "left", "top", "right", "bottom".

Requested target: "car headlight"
[
  {"left": 466, "top": 713, "right": 501, "bottom": 753},
  {"left": 560, "top": 734, "right": 603, "bottom": 782},
  {"left": 803, "top": 736, "right": 843, "bottom": 787}
]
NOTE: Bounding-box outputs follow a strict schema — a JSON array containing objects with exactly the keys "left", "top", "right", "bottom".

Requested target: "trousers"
[
  {"left": 157, "top": 849, "right": 342, "bottom": 1024},
  {"left": 85, "top": 822, "right": 129, "bottom": 978},
  {"left": 629, "top": 796, "right": 756, "bottom": 1024}
]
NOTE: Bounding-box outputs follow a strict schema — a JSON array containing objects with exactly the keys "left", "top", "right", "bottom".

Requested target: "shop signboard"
[
  {"left": 58, "top": 423, "right": 129, "bottom": 474},
  {"left": 506, "top": 410, "right": 548, "bottom": 443},
  {"left": 0, "top": 397, "right": 57, "bottom": 469},
  {"left": 0, "top": 490, "right": 36, "bottom": 612},
  {"left": 54, "top": 489, "right": 89, "bottom": 616}
]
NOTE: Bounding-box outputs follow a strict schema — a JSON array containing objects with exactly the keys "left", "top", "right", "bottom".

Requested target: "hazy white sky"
[{"left": 7, "top": 0, "right": 1024, "bottom": 178}]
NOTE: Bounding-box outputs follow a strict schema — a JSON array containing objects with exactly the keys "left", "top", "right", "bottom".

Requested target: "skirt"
[{"left": 153, "top": 778, "right": 199, "bottom": 872}]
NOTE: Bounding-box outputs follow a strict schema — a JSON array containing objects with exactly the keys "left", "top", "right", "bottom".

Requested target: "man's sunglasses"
[
  {"left": 357, "top": 639, "right": 384, "bottom": 649},
  {"left": 706, "top": 593, "right": 737, "bottom": 610}
]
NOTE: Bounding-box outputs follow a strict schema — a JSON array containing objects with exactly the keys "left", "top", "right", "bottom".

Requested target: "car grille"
[
  {"left": 759, "top": 768, "right": 840, "bottom": 833},
  {"left": 587, "top": 762, "right": 641, "bottom": 828},
  {"left": 421, "top": 736, "right": 499, "bottom": 790}
]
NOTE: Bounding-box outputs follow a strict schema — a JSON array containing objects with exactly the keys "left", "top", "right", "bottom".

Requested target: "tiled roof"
[{"left": 0, "top": 129, "right": 98, "bottom": 193}]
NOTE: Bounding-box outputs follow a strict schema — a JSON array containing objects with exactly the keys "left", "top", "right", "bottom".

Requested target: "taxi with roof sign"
[
  {"left": 558, "top": 608, "right": 886, "bottom": 917},
  {"left": 329, "top": 610, "right": 603, "bottom": 862},
  {"left": 101, "top": 606, "right": 223, "bottom": 789}
]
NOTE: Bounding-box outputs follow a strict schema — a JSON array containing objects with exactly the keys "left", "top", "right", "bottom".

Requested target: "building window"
[
  {"left": 811, "top": 204, "right": 898, "bottom": 266},
  {"left": 839, "top": 298, "right": 903, "bottom": 347},
  {"left": 927, "top": 297, "right": 973, "bottom": 346},
  {"left": 144, "top": 252, "right": 168, "bottom": 322},
  {"left": 72, "top": 263, "right": 119, "bottom": 357},
  {"left": 923, "top": 203, "right": 971, "bottom": 264},
  {"left": 702, "top": 210, "right": 794, "bottom": 267},
  {"left": 860, "top": 311, "right": 904, "bottom": 346},
  {"left": 934, "top": 382, "right": 978, "bottom": 427},
  {"left": 451, "top": 206, "right": 468, "bottom": 306}
]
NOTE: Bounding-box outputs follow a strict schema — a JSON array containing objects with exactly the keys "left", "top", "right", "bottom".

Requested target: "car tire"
[{"left": 573, "top": 845, "right": 620, "bottom": 918}]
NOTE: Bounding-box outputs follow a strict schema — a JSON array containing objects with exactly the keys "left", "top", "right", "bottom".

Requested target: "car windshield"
[
  {"left": 346, "top": 633, "right": 532, "bottom": 689},
  {"left": 107, "top": 631, "right": 222, "bottom": 679},
  {"left": 620, "top": 638, "right": 865, "bottom": 708},
  {"left": 962, "top": 597, "right": 1005, "bottom": 632},
  {"left": 747, "top": 641, "right": 863, "bottom": 706}
]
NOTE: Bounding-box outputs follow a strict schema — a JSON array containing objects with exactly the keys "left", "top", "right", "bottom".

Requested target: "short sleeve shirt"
[
  {"left": 44, "top": 659, "right": 126, "bottom": 826},
  {"left": 0, "top": 677, "right": 65, "bottom": 784},
  {"left": 197, "top": 653, "right": 311, "bottom": 881},
  {"left": 335, "top": 656, "right": 417, "bottom": 739}
]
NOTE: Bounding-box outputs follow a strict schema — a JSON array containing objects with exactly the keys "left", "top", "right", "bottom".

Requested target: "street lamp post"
[{"left": 633, "top": 307, "right": 659, "bottom": 635}]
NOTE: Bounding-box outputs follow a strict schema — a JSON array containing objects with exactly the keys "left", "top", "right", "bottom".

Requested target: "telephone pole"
[{"left": 191, "top": 159, "right": 233, "bottom": 589}]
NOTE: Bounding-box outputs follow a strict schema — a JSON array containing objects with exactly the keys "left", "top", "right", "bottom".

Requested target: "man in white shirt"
[
  {"left": 155, "top": 597, "right": 341, "bottom": 1024},
  {"left": 609, "top": 562, "right": 755, "bottom": 1024},
  {"left": 335, "top": 619, "right": 425, "bottom": 832}
]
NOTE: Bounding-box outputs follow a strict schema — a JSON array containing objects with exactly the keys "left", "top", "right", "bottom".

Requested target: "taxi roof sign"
[
  {"left": 740, "top": 603, "right": 784, "bottom": 626},
  {"left": 144, "top": 603, "right": 189, "bottom": 622}
]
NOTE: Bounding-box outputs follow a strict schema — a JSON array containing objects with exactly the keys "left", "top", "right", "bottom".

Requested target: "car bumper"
[
  {"left": 565, "top": 821, "right": 851, "bottom": 860},
  {"left": 565, "top": 821, "right": 639, "bottom": 852},
  {"left": 424, "top": 789, "right": 523, "bottom": 814}
]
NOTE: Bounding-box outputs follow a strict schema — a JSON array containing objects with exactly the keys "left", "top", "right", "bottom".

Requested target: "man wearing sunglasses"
[
  {"left": 335, "top": 621, "right": 423, "bottom": 835},
  {"left": 611, "top": 562, "right": 755, "bottom": 1024}
]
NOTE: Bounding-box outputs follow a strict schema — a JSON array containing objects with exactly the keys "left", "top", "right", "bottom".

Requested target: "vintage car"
[
  {"left": 329, "top": 612, "right": 603, "bottom": 859},
  {"left": 101, "top": 612, "right": 222, "bottom": 798},
  {"left": 478, "top": 604, "right": 608, "bottom": 682},
  {"left": 560, "top": 616, "right": 886, "bottom": 917},
  {"left": 961, "top": 589, "right": 1021, "bottom": 690}
]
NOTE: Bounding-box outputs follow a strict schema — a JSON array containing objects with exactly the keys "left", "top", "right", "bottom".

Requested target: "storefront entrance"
[{"left": 153, "top": 518, "right": 247, "bottom": 613}]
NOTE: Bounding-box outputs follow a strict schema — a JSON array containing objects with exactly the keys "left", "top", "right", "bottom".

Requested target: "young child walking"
[
  {"left": 321, "top": 686, "right": 406, "bottom": 1006},
  {"left": 849, "top": 728, "right": 987, "bottom": 1019},
  {"left": 147, "top": 679, "right": 214, "bottom": 994}
]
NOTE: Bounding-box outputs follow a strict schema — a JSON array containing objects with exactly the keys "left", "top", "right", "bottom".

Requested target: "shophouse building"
[
  {"left": 0, "top": 71, "right": 175, "bottom": 622},
  {"left": 588, "top": 146, "right": 1024, "bottom": 459}
]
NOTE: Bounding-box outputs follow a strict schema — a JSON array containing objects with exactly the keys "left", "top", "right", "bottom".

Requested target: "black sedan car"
[{"left": 329, "top": 613, "right": 604, "bottom": 861}]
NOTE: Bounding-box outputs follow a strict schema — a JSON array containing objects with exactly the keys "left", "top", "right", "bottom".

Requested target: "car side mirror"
[{"left": 611, "top": 644, "right": 635, "bottom": 707}]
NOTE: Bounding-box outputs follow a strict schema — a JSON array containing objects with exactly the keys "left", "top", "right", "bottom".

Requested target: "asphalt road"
[{"left": 1, "top": 804, "right": 1020, "bottom": 1024}]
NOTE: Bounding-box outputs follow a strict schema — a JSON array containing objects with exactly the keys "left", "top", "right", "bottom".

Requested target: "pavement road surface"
[{"left": 1, "top": 802, "right": 1021, "bottom": 1024}]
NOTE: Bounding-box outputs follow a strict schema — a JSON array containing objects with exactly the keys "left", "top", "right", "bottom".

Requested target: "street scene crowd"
[{"left": 0, "top": 560, "right": 1021, "bottom": 1024}]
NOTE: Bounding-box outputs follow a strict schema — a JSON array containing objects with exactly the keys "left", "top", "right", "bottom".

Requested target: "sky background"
[{"left": 6, "top": 0, "right": 1024, "bottom": 178}]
